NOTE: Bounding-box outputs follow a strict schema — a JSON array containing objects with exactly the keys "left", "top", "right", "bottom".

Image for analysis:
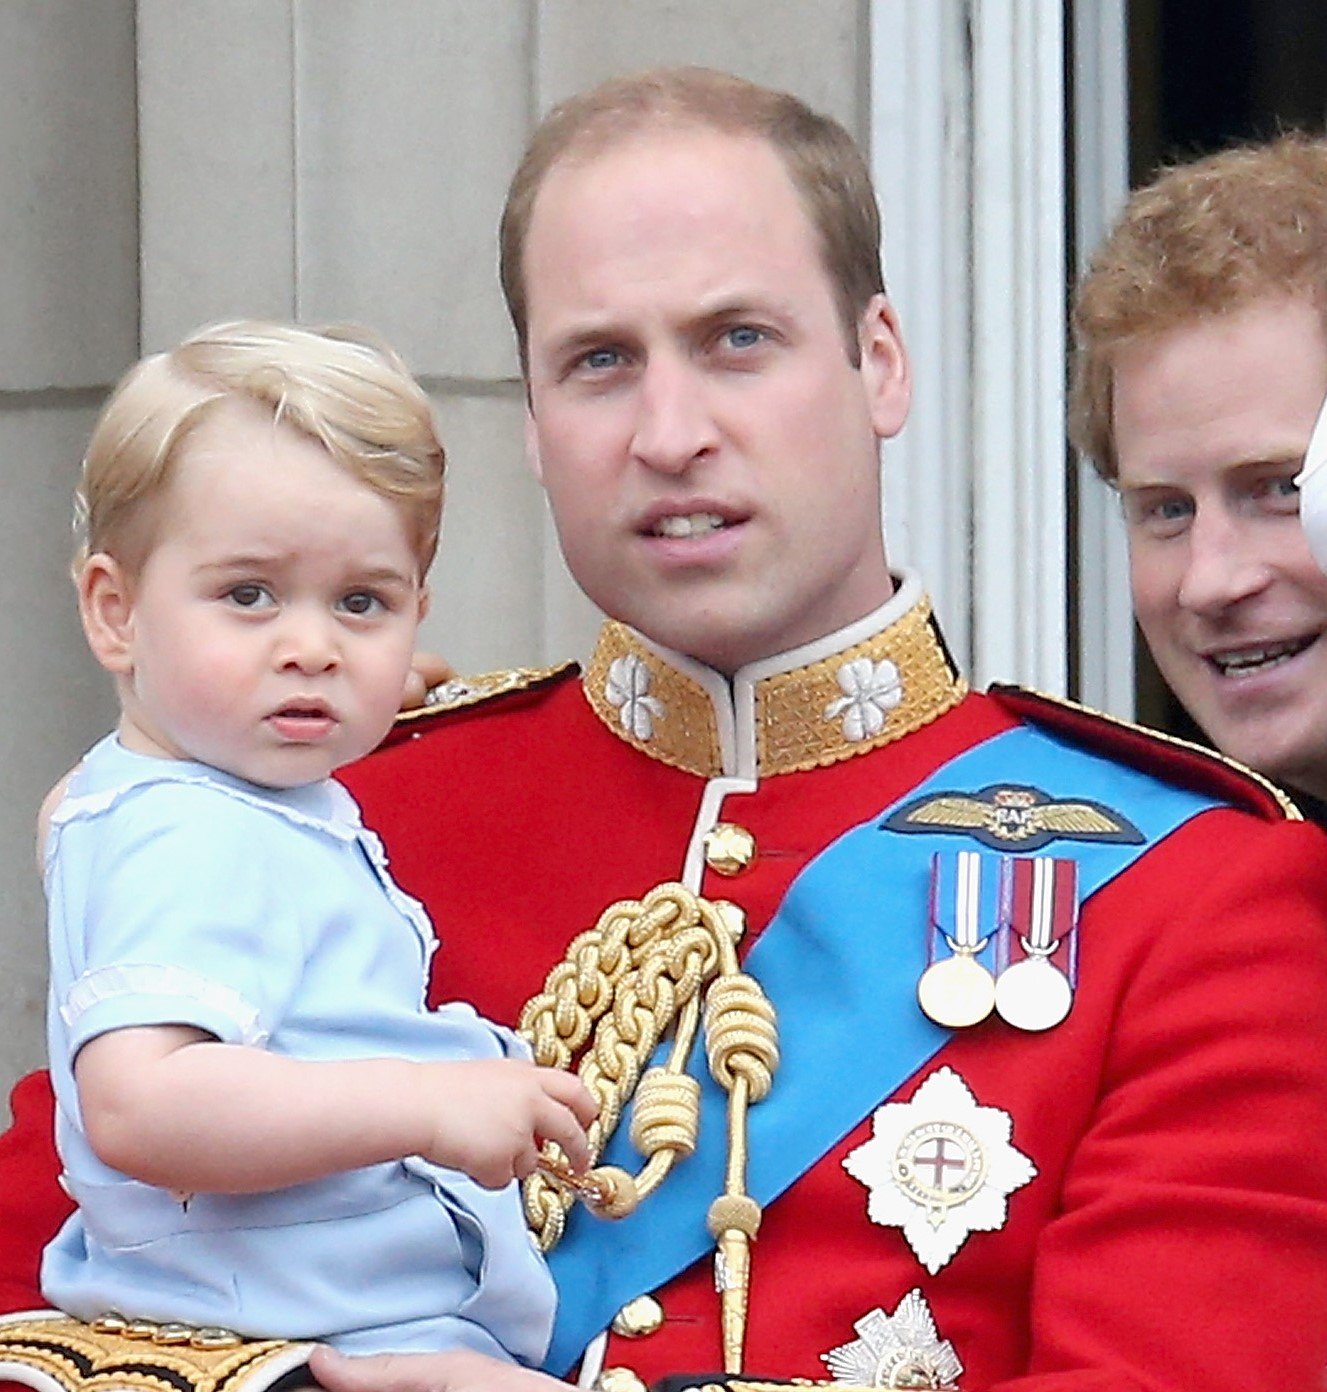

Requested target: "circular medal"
[
  {"left": 917, "top": 953, "right": 996, "bottom": 1028},
  {"left": 994, "top": 955, "right": 1073, "bottom": 1031}
]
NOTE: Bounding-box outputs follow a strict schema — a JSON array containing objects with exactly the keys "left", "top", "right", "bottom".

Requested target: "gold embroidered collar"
[{"left": 583, "top": 574, "right": 967, "bottom": 779}]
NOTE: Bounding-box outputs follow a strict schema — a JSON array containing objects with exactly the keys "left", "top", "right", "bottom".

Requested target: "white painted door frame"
[{"left": 869, "top": 0, "right": 1133, "bottom": 713}]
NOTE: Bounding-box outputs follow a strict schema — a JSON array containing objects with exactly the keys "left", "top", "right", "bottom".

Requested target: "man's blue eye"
[
  {"left": 1119, "top": 492, "right": 1193, "bottom": 532},
  {"left": 1252, "top": 475, "right": 1302, "bottom": 514},
  {"left": 726, "top": 326, "right": 763, "bottom": 350},
  {"left": 1155, "top": 497, "right": 1191, "bottom": 520},
  {"left": 582, "top": 348, "right": 619, "bottom": 370}
]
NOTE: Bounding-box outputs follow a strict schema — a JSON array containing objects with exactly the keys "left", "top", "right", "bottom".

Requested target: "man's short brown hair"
[
  {"left": 1070, "top": 132, "right": 1327, "bottom": 480},
  {"left": 499, "top": 66, "right": 886, "bottom": 370}
]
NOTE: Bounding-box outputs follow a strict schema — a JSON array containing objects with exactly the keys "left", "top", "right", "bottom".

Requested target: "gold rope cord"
[{"left": 517, "top": 883, "right": 778, "bottom": 1371}]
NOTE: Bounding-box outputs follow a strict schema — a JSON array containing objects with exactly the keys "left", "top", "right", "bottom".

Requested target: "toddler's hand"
[{"left": 413, "top": 1058, "right": 596, "bottom": 1188}]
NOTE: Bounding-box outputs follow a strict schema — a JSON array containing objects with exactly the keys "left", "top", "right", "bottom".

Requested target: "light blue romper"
[{"left": 41, "top": 736, "right": 555, "bottom": 1363}]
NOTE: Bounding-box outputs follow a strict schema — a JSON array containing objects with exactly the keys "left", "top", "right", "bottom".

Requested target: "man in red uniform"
[{"left": 3, "top": 70, "right": 1327, "bottom": 1392}]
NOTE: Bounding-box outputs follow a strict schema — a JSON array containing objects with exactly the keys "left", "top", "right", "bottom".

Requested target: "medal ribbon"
[
  {"left": 929, "top": 848, "right": 999, "bottom": 970},
  {"left": 1002, "top": 856, "right": 1078, "bottom": 973},
  {"left": 544, "top": 722, "right": 1221, "bottom": 1374}
]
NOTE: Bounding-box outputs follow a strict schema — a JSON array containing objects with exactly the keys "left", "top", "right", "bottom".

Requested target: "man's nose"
[
  {"left": 1176, "top": 507, "right": 1273, "bottom": 616},
  {"left": 628, "top": 355, "right": 719, "bottom": 473},
  {"left": 275, "top": 609, "right": 340, "bottom": 673}
]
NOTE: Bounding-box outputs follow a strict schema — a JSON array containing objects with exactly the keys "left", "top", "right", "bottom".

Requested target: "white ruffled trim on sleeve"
[{"left": 60, "top": 962, "right": 268, "bottom": 1046}]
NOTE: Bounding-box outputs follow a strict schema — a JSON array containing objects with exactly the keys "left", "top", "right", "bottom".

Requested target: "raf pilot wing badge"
[{"left": 882, "top": 783, "right": 1143, "bottom": 852}]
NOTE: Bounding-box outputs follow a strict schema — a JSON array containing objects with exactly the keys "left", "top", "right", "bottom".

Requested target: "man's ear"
[
  {"left": 858, "top": 294, "right": 912, "bottom": 442},
  {"left": 524, "top": 408, "right": 544, "bottom": 484},
  {"left": 78, "top": 553, "right": 137, "bottom": 675}
]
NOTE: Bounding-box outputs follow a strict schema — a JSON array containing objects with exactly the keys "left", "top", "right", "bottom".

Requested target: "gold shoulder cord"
[{"left": 519, "top": 882, "right": 779, "bottom": 1376}]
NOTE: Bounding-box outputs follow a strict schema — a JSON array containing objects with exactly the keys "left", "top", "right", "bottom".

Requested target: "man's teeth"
[
  {"left": 1212, "top": 639, "right": 1311, "bottom": 675},
  {"left": 654, "top": 512, "right": 726, "bottom": 538}
]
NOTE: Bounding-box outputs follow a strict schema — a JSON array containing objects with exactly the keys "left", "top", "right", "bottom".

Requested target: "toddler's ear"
[{"left": 78, "top": 553, "right": 136, "bottom": 675}]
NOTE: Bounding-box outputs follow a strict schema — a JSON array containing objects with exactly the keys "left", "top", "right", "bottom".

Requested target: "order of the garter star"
[{"left": 842, "top": 1066, "right": 1036, "bottom": 1274}]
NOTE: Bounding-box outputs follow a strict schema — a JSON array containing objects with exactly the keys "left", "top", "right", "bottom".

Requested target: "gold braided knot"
[
  {"left": 629, "top": 1067, "right": 701, "bottom": 1158},
  {"left": 704, "top": 974, "right": 779, "bottom": 1102},
  {"left": 517, "top": 882, "right": 755, "bottom": 1253}
]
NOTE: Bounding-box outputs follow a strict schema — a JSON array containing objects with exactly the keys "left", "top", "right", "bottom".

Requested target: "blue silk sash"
[{"left": 544, "top": 721, "right": 1220, "bottom": 1373}]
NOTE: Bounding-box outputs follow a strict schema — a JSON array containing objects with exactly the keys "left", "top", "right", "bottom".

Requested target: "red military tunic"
[{"left": 3, "top": 577, "right": 1327, "bottom": 1391}]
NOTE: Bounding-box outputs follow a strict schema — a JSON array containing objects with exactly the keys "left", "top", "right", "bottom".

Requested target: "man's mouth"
[
  {"left": 650, "top": 511, "right": 729, "bottom": 539},
  {"left": 1208, "top": 637, "right": 1315, "bottom": 677}
]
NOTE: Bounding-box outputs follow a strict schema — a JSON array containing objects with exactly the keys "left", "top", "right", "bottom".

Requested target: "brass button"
[
  {"left": 712, "top": 899, "right": 747, "bottom": 942},
  {"left": 610, "top": 1293, "right": 665, "bottom": 1338},
  {"left": 596, "top": 1369, "right": 648, "bottom": 1392},
  {"left": 703, "top": 822, "right": 756, "bottom": 875}
]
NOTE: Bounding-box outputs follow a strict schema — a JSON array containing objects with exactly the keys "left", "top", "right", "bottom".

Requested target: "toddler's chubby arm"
[{"left": 74, "top": 1025, "right": 597, "bottom": 1193}]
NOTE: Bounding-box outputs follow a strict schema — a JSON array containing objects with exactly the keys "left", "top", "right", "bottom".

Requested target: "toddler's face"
[{"left": 103, "top": 400, "right": 426, "bottom": 787}]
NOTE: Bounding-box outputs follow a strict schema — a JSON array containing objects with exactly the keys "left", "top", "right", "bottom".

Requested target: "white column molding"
[
  {"left": 871, "top": 0, "right": 1069, "bottom": 694},
  {"left": 968, "top": 0, "right": 1067, "bottom": 694},
  {"left": 870, "top": 1, "right": 974, "bottom": 669},
  {"left": 1072, "top": 0, "right": 1135, "bottom": 718}
]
